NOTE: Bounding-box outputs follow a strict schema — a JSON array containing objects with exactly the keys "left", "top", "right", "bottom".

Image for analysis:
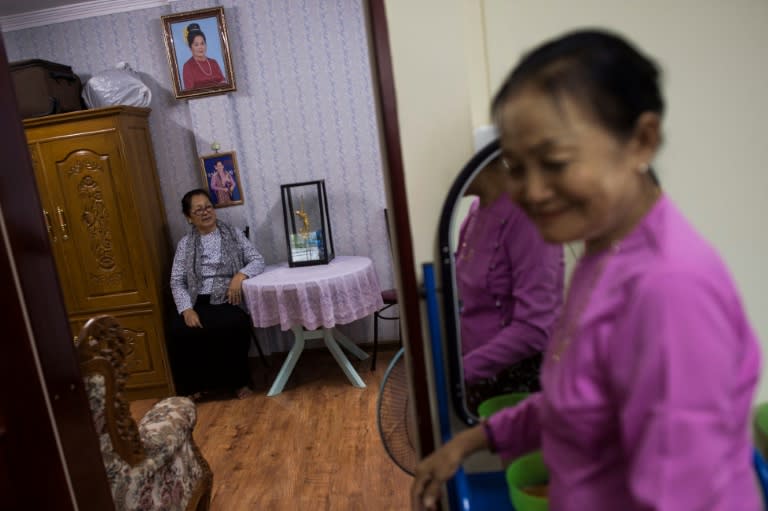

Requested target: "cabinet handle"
[
  {"left": 56, "top": 206, "right": 70, "bottom": 240},
  {"left": 43, "top": 209, "right": 57, "bottom": 242}
]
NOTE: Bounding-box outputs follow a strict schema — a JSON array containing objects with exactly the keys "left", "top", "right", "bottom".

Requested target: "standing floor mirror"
[{"left": 438, "top": 138, "right": 566, "bottom": 426}]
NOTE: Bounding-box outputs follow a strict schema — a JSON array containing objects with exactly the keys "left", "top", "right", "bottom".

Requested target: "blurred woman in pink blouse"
[{"left": 412, "top": 29, "right": 762, "bottom": 511}]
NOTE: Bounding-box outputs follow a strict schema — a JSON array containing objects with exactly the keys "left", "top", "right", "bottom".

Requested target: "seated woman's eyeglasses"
[{"left": 192, "top": 205, "right": 214, "bottom": 216}]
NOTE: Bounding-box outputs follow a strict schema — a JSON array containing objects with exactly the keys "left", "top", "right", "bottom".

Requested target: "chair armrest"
[{"left": 138, "top": 397, "right": 197, "bottom": 464}]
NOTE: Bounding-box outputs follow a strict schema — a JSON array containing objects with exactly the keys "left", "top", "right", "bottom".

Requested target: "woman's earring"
[{"left": 637, "top": 162, "right": 650, "bottom": 174}]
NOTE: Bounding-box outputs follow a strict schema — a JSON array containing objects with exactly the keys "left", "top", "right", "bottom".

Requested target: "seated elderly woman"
[{"left": 168, "top": 188, "right": 265, "bottom": 400}]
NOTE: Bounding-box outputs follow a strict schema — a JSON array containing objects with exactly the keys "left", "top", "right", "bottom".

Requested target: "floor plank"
[{"left": 131, "top": 347, "right": 411, "bottom": 510}]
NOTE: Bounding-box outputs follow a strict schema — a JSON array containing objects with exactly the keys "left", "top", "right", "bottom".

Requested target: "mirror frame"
[{"left": 438, "top": 138, "right": 502, "bottom": 426}]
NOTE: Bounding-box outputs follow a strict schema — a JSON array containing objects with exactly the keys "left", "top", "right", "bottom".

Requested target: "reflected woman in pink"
[{"left": 457, "top": 156, "right": 564, "bottom": 412}]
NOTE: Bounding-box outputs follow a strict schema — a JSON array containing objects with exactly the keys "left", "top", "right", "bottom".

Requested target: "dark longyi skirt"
[{"left": 167, "top": 294, "right": 252, "bottom": 396}]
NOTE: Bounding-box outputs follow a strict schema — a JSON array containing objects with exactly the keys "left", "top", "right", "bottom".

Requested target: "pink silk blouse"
[
  {"left": 456, "top": 195, "right": 564, "bottom": 383},
  {"left": 485, "top": 195, "right": 762, "bottom": 510}
]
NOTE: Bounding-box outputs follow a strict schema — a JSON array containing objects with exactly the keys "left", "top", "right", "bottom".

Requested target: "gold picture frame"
[
  {"left": 199, "top": 151, "right": 244, "bottom": 208},
  {"left": 161, "top": 7, "right": 237, "bottom": 99}
]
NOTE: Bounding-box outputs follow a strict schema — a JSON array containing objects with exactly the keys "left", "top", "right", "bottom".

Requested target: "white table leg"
[
  {"left": 332, "top": 328, "right": 370, "bottom": 360},
  {"left": 267, "top": 325, "right": 306, "bottom": 397},
  {"left": 323, "top": 328, "right": 366, "bottom": 388}
]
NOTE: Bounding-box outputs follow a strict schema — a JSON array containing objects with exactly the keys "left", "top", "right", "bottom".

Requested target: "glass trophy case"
[{"left": 280, "top": 179, "right": 335, "bottom": 267}]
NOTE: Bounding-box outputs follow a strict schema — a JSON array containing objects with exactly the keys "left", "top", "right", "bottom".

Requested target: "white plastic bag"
[{"left": 82, "top": 62, "right": 152, "bottom": 108}]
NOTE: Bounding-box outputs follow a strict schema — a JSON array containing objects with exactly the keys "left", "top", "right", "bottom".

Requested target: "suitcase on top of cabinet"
[{"left": 9, "top": 59, "right": 84, "bottom": 119}]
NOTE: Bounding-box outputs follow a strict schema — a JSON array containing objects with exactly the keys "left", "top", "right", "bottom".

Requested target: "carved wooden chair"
[{"left": 76, "top": 315, "right": 213, "bottom": 511}]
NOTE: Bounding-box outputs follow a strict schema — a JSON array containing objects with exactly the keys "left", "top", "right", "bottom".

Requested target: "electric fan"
[{"left": 377, "top": 347, "right": 418, "bottom": 475}]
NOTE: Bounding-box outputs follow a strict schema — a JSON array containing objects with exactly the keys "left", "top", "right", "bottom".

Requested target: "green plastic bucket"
[
  {"left": 506, "top": 451, "right": 549, "bottom": 511},
  {"left": 476, "top": 392, "right": 530, "bottom": 419},
  {"left": 476, "top": 393, "right": 549, "bottom": 511}
]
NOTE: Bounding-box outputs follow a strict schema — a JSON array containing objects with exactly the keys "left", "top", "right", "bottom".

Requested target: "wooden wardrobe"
[{"left": 24, "top": 106, "right": 174, "bottom": 399}]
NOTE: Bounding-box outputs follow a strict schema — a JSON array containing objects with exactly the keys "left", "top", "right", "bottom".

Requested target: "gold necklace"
[
  {"left": 195, "top": 58, "right": 213, "bottom": 76},
  {"left": 550, "top": 241, "right": 620, "bottom": 362}
]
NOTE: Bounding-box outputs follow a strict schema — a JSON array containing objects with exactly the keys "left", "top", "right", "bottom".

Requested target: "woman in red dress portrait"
[{"left": 181, "top": 23, "right": 227, "bottom": 90}]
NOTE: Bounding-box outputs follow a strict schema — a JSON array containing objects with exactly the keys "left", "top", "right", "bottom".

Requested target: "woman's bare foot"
[{"left": 236, "top": 386, "right": 253, "bottom": 399}]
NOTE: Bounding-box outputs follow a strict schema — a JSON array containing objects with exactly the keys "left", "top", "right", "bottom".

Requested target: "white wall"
[
  {"left": 483, "top": 0, "right": 768, "bottom": 402},
  {"left": 383, "top": 0, "right": 478, "bottom": 267}
]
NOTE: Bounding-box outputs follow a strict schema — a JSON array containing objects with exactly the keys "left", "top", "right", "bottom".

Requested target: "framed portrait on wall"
[
  {"left": 161, "top": 7, "right": 237, "bottom": 99},
  {"left": 199, "top": 151, "right": 244, "bottom": 208}
]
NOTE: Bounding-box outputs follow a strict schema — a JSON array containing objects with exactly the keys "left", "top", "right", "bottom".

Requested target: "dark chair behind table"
[
  {"left": 371, "top": 209, "right": 401, "bottom": 371},
  {"left": 243, "top": 225, "right": 270, "bottom": 368},
  {"left": 76, "top": 315, "right": 212, "bottom": 511}
]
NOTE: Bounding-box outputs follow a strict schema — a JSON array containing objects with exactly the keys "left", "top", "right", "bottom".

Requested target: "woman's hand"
[
  {"left": 182, "top": 309, "right": 202, "bottom": 328},
  {"left": 411, "top": 426, "right": 488, "bottom": 510},
  {"left": 227, "top": 272, "right": 248, "bottom": 305}
]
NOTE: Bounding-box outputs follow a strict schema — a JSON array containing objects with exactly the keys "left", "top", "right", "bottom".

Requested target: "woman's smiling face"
[
  {"left": 497, "top": 85, "right": 656, "bottom": 248},
  {"left": 187, "top": 193, "right": 216, "bottom": 234}
]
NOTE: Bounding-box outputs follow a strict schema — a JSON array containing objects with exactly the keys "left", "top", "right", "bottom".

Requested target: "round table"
[{"left": 242, "top": 255, "right": 384, "bottom": 396}]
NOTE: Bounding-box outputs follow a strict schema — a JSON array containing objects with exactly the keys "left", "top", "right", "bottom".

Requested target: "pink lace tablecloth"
[{"left": 242, "top": 255, "right": 384, "bottom": 331}]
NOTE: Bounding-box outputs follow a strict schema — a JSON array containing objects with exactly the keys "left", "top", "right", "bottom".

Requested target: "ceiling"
[
  {"left": 0, "top": 0, "right": 174, "bottom": 31},
  {"left": 0, "top": 0, "right": 82, "bottom": 17}
]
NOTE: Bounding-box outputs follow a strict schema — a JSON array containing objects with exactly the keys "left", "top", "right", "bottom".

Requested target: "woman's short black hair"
[
  {"left": 186, "top": 23, "right": 206, "bottom": 47},
  {"left": 491, "top": 29, "right": 664, "bottom": 141},
  {"left": 181, "top": 189, "right": 210, "bottom": 216}
]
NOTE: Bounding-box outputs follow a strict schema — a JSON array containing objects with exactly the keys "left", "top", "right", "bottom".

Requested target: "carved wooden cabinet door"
[
  {"left": 28, "top": 143, "right": 77, "bottom": 310},
  {"left": 38, "top": 132, "right": 149, "bottom": 314},
  {"left": 24, "top": 107, "right": 174, "bottom": 400}
]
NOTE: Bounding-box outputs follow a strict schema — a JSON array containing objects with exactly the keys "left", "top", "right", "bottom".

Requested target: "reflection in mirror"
[{"left": 439, "top": 139, "right": 565, "bottom": 423}]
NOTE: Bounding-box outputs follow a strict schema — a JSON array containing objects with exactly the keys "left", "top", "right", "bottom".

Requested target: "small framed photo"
[
  {"left": 199, "top": 152, "right": 244, "bottom": 208},
  {"left": 161, "top": 7, "right": 236, "bottom": 99}
]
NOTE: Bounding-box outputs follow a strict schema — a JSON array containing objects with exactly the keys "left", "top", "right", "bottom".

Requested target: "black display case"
[{"left": 280, "top": 179, "right": 335, "bottom": 267}]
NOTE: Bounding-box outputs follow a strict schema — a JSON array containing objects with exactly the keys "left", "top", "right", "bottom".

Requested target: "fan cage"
[{"left": 377, "top": 348, "right": 417, "bottom": 475}]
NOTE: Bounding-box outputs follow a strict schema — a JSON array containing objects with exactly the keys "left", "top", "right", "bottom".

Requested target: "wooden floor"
[{"left": 131, "top": 347, "right": 411, "bottom": 510}]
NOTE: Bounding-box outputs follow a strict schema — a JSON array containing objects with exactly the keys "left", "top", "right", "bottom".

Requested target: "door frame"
[
  {"left": 366, "top": 0, "right": 437, "bottom": 459},
  {"left": 0, "top": 33, "right": 115, "bottom": 510}
]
